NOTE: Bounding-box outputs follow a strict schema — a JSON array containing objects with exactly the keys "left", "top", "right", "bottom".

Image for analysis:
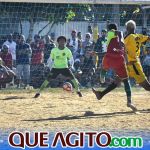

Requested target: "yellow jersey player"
[{"left": 124, "top": 20, "right": 150, "bottom": 91}]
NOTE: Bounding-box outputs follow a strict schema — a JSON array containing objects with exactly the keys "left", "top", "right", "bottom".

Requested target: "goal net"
[{"left": 0, "top": 0, "right": 149, "bottom": 89}]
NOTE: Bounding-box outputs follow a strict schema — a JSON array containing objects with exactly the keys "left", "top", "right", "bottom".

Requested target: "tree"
[{"left": 0, "top": 3, "right": 93, "bottom": 38}]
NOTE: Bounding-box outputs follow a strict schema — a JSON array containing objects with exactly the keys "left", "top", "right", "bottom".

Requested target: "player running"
[
  {"left": 34, "top": 36, "right": 82, "bottom": 98},
  {"left": 124, "top": 20, "right": 150, "bottom": 91},
  {"left": 92, "top": 23, "right": 137, "bottom": 111}
]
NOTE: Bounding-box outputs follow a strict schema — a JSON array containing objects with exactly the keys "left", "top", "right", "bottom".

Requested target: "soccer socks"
[
  {"left": 38, "top": 80, "right": 49, "bottom": 93},
  {"left": 101, "top": 82, "right": 118, "bottom": 96},
  {"left": 71, "top": 79, "right": 80, "bottom": 92},
  {"left": 123, "top": 79, "right": 132, "bottom": 103},
  {"left": 100, "top": 69, "right": 107, "bottom": 83}
]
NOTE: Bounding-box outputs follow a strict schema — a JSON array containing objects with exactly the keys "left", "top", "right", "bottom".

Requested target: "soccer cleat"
[
  {"left": 77, "top": 91, "right": 83, "bottom": 97},
  {"left": 127, "top": 103, "right": 138, "bottom": 112},
  {"left": 34, "top": 93, "right": 40, "bottom": 98},
  {"left": 92, "top": 88, "right": 104, "bottom": 100}
]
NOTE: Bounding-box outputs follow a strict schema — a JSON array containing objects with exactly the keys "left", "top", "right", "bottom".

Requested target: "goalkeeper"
[{"left": 34, "top": 36, "right": 82, "bottom": 98}]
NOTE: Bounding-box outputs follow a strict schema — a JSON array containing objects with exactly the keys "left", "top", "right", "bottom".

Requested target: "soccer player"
[
  {"left": 34, "top": 36, "right": 82, "bottom": 98},
  {"left": 124, "top": 20, "right": 150, "bottom": 91},
  {"left": 92, "top": 23, "right": 137, "bottom": 111}
]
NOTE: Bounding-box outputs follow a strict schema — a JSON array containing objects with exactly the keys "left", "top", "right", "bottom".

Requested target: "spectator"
[
  {"left": 143, "top": 46, "right": 150, "bottom": 81},
  {"left": 0, "top": 36, "right": 7, "bottom": 49},
  {"left": 13, "top": 32, "right": 20, "bottom": 44},
  {"left": 26, "top": 37, "right": 32, "bottom": 45},
  {"left": 77, "top": 32, "right": 82, "bottom": 41},
  {"left": 44, "top": 35, "right": 56, "bottom": 63},
  {"left": 30, "top": 34, "right": 45, "bottom": 88},
  {"left": 67, "top": 30, "right": 82, "bottom": 59},
  {"left": 3, "top": 34, "right": 16, "bottom": 67},
  {"left": 94, "top": 29, "right": 108, "bottom": 86},
  {"left": 31, "top": 34, "right": 44, "bottom": 65},
  {"left": 88, "top": 25, "right": 93, "bottom": 34},
  {"left": 50, "top": 32, "right": 56, "bottom": 42},
  {"left": 81, "top": 33, "right": 94, "bottom": 56},
  {"left": 0, "top": 44, "right": 13, "bottom": 69},
  {"left": 80, "top": 50, "right": 95, "bottom": 87},
  {"left": 0, "top": 57, "right": 15, "bottom": 89},
  {"left": 16, "top": 35, "right": 32, "bottom": 88},
  {"left": 94, "top": 29, "right": 107, "bottom": 66}
]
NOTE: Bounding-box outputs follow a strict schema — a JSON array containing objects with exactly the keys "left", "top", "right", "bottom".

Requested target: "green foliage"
[{"left": 66, "top": 10, "right": 76, "bottom": 22}]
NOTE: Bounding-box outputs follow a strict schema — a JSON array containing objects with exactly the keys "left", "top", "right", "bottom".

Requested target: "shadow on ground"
[
  {"left": 0, "top": 96, "right": 26, "bottom": 100},
  {"left": 22, "top": 109, "right": 150, "bottom": 122}
]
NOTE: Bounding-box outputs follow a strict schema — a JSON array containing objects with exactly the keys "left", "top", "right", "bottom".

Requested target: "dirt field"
[{"left": 0, "top": 88, "right": 150, "bottom": 132}]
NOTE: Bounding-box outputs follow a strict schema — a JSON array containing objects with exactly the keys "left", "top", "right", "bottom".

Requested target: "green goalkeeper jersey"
[
  {"left": 107, "top": 30, "right": 116, "bottom": 46},
  {"left": 50, "top": 47, "right": 73, "bottom": 68}
]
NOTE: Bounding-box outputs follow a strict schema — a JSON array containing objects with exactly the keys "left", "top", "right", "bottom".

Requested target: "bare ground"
[{"left": 0, "top": 88, "right": 150, "bottom": 132}]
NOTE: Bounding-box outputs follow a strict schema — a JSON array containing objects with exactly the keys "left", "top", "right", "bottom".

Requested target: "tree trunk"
[
  {"left": 28, "top": 18, "right": 35, "bottom": 40},
  {"left": 46, "top": 21, "right": 56, "bottom": 35},
  {"left": 19, "top": 18, "right": 22, "bottom": 34},
  {"left": 38, "top": 21, "right": 51, "bottom": 35}
]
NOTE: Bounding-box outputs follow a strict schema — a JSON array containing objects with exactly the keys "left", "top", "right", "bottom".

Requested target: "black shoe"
[
  {"left": 77, "top": 91, "right": 82, "bottom": 97},
  {"left": 34, "top": 93, "right": 40, "bottom": 98},
  {"left": 92, "top": 88, "right": 103, "bottom": 100}
]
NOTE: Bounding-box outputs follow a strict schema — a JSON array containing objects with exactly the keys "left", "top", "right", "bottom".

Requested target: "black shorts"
[{"left": 47, "top": 68, "right": 75, "bottom": 80}]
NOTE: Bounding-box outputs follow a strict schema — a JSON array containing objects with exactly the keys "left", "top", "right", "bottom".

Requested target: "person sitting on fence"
[
  {"left": 0, "top": 57, "right": 15, "bottom": 89},
  {"left": 3, "top": 34, "right": 16, "bottom": 67}
]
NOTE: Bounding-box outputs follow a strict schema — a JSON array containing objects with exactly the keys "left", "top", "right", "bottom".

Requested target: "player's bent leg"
[
  {"left": 123, "top": 78, "right": 131, "bottom": 103},
  {"left": 139, "top": 79, "right": 150, "bottom": 91},
  {"left": 123, "top": 78, "right": 137, "bottom": 111},
  {"left": 117, "top": 64, "right": 137, "bottom": 112},
  {"left": 123, "top": 78, "right": 137, "bottom": 112},
  {"left": 71, "top": 79, "right": 82, "bottom": 97},
  {"left": 100, "top": 69, "right": 107, "bottom": 84},
  {"left": 129, "top": 62, "right": 150, "bottom": 91},
  {"left": 92, "top": 81, "right": 118, "bottom": 100},
  {"left": 34, "top": 69, "right": 57, "bottom": 98},
  {"left": 34, "top": 80, "right": 49, "bottom": 98}
]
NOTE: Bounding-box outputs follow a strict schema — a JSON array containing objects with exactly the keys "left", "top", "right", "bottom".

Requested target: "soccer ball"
[{"left": 63, "top": 82, "right": 73, "bottom": 92}]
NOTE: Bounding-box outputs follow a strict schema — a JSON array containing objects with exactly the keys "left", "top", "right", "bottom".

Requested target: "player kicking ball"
[
  {"left": 34, "top": 36, "right": 82, "bottom": 98},
  {"left": 92, "top": 23, "right": 137, "bottom": 112},
  {"left": 124, "top": 20, "right": 150, "bottom": 91}
]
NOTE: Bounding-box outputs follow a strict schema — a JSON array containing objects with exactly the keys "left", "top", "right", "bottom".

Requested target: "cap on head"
[
  {"left": 86, "top": 33, "right": 91, "bottom": 38},
  {"left": 2, "top": 44, "right": 9, "bottom": 49}
]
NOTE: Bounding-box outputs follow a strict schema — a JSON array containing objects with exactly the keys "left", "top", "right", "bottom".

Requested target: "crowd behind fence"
[{"left": 0, "top": 26, "right": 150, "bottom": 90}]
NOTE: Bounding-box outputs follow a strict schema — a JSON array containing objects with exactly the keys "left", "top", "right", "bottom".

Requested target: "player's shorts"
[
  {"left": 127, "top": 61, "right": 147, "bottom": 84},
  {"left": 102, "top": 53, "right": 128, "bottom": 79},
  {"left": 47, "top": 68, "right": 74, "bottom": 81}
]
